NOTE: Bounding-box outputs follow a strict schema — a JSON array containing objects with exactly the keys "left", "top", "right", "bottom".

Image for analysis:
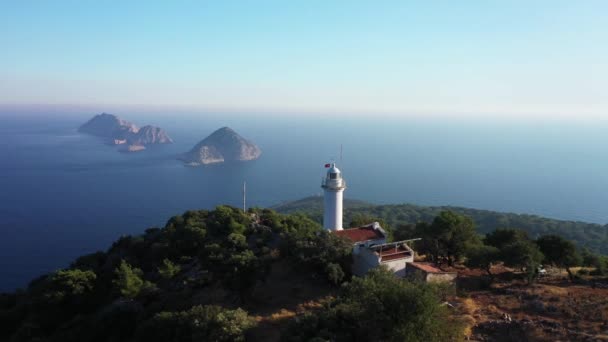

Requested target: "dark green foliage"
[
  {"left": 284, "top": 267, "right": 463, "bottom": 342},
  {"left": 7, "top": 201, "right": 600, "bottom": 341},
  {"left": 581, "top": 249, "right": 608, "bottom": 275},
  {"left": 286, "top": 229, "right": 353, "bottom": 285},
  {"left": 499, "top": 239, "right": 542, "bottom": 268},
  {"left": 158, "top": 258, "right": 181, "bottom": 279},
  {"left": 418, "top": 211, "right": 481, "bottom": 265},
  {"left": 274, "top": 196, "right": 608, "bottom": 254},
  {"left": 483, "top": 228, "right": 544, "bottom": 277},
  {"left": 465, "top": 244, "right": 500, "bottom": 276},
  {"left": 484, "top": 228, "right": 530, "bottom": 250},
  {"left": 42, "top": 269, "right": 97, "bottom": 304},
  {"left": 135, "top": 305, "right": 256, "bottom": 342},
  {"left": 113, "top": 260, "right": 157, "bottom": 299},
  {"left": 537, "top": 234, "right": 582, "bottom": 281},
  {"left": 1, "top": 205, "right": 340, "bottom": 341},
  {"left": 324, "top": 262, "right": 346, "bottom": 285}
]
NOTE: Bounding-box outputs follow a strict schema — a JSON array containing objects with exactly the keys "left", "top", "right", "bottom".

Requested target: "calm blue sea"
[{"left": 2, "top": 111, "right": 608, "bottom": 291}]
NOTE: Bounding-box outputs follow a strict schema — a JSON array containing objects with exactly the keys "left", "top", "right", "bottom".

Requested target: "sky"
[{"left": 1, "top": 1, "right": 607, "bottom": 118}]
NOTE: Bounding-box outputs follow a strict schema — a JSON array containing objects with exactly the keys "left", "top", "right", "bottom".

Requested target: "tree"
[
  {"left": 286, "top": 229, "right": 352, "bottom": 285},
  {"left": 427, "top": 211, "right": 481, "bottom": 265},
  {"left": 484, "top": 228, "right": 529, "bottom": 250},
  {"left": 284, "top": 267, "right": 463, "bottom": 342},
  {"left": 501, "top": 239, "right": 544, "bottom": 284},
  {"left": 135, "top": 305, "right": 256, "bottom": 342},
  {"left": 113, "top": 260, "right": 156, "bottom": 298},
  {"left": 465, "top": 245, "right": 500, "bottom": 277},
  {"left": 158, "top": 259, "right": 181, "bottom": 279},
  {"left": 536, "top": 235, "right": 582, "bottom": 281},
  {"left": 324, "top": 262, "right": 346, "bottom": 285}
]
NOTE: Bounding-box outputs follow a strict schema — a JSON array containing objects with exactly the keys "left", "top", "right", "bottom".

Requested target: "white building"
[
  {"left": 320, "top": 164, "right": 456, "bottom": 282},
  {"left": 335, "top": 224, "right": 414, "bottom": 277},
  {"left": 321, "top": 163, "right": 346, "bottom": 231},
  {"left": 322, "top": 164, "right": 417, "bottom": 278}
]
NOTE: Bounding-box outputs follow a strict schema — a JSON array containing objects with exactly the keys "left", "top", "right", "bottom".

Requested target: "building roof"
[
  {"left": 408, "top": 262, "right": 445, "bottom": 274},
  {"left": 327, "top": 163, "right": 341, "bottom": 175},
  {"left": 335, "top": 223, "right": 385, "bottom": 243},
  {"left": 375, "top": 245, "right": 413, "bottom": 262}
]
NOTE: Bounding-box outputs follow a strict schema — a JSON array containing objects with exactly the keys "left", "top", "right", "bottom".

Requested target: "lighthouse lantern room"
[{"left": 322, "top": 163, "right": 346, "bottom": 231}]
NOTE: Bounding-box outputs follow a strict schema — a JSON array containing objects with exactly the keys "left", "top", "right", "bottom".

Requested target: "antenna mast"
[
  {"left": 242, "top": 181, "right": 247, "bottom": 212},
  {"left": 340, "top": 144, "right": 343, "bottom": 164}
]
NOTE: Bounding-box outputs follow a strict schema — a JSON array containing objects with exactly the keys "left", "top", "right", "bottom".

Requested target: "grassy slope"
[{"left": 273, "top": 196, "right": 608, "bottom": 255}]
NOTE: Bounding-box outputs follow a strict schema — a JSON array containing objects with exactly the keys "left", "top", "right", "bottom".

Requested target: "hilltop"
[
  {"left": 0, "top": 205, "right": 607, "bottom": 341},
  {"left": 180, "top": 127, "right": 261, "bottom": 165},
  {"left": 273, "top": 196, "right": 608, "bottom": 255}
]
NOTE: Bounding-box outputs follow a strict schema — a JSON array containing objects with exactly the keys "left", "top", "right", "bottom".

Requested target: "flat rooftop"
[{"left": 371, "top": 243, "right": 413, "bottom": 262}]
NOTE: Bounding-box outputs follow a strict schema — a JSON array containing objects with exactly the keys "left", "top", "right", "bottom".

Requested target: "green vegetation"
[
  {"left": 465, "top": 244, "right": 500, "bottom": 277},
  {"left": 2, "top": 200, "right": 605, "bottom": 341},
  {"left": 284, "top": 267, "right": 463, "bottom": 342},
  {"left": 536, "top": 235, "right": 582, "bottom": 281},
  {"left": 113, "top": 260, "right": 156, "bottom": 299},
  {"left": 157, "top": 258, "right": 181, "bottom": 279},
  {"left": 135, "top": 305, "right": 256, "bottom": 342},
  {"left": 274, "top": 196, "right": 608, "bottom": 254},
  {"left": 0, "top": 206, "right": 356, "bottom": 341}
]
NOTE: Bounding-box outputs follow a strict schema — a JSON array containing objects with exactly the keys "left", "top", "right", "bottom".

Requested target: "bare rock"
[{"left": 180, "top": 127, "right": 261, "bottom": 165}]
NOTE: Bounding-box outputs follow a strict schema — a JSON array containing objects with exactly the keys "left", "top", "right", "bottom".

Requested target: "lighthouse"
[{"left": 322, "top": 163, "right": 346, "bottom": 231}]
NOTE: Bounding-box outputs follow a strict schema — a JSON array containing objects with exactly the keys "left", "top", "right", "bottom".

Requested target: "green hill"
[
  {"left": 0, "top": 206, "right": 462, "bottom": 342},
  {"left": 273, "top": 196, "right": 608, "bottom": 255}
]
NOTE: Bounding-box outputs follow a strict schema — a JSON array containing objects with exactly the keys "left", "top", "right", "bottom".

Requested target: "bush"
[
  {"left": 284, "top": 267, "right": 464, "bottom": 342},
  {"left": 135, "top": 305, "right": 256, "bottom": 342},
  {"left": 158, "top": 259, "right": 181, "bottom": 279},
  {"left": 113, "top": 260, "right": 156, "bottom": 299}
]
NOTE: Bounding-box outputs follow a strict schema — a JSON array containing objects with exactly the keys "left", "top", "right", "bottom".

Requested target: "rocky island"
[
  {"left": 78, "top": 113, "right": 173, "bottom": 152},
  {"left": 180, "top": 127, "right": 261, "bottom": 165}
]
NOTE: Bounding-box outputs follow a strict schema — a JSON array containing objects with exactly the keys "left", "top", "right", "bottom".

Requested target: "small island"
[
  {"left": 78, "top": 113, "right": 173, "bottom": 152},
  {"left": 180, "top": 127, "right": 261, "bottom": 165}
]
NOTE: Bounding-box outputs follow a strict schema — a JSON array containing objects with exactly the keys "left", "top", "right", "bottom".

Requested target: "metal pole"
[{"left": 243, "top": 181, "right": 246, "bottom": 212}]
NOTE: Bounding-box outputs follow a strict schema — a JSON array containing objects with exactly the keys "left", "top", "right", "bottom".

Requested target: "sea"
[{"left": 2, "top": 109, "right": 608, "bottom": 291}]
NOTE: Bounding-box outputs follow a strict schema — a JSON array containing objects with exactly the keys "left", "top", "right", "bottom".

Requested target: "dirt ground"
[
  {"left": 240, "top": 261, "right": 608, "bottom": 341},
  {"left": 450, "top": 265, "right": 608, "bottom": 341}
]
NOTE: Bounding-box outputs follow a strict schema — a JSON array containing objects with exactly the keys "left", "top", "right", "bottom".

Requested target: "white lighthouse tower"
[{"left": 322, "top": 163, "right": 346, "bottom": 231}]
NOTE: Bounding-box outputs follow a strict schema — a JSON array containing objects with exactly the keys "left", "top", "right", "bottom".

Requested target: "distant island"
[
  {"left": 180, "top": 127, "right": 261, "bottom": 165},
  {"left": 78, "top": 113, "right": 173, "bottom": 152}
]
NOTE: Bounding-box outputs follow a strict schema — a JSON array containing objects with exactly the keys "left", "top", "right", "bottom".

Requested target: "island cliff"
[
  {"left": 181, "top": 127, "right": 261, "bottom": 165},
  {"left": 78, "top": 113, "right": 173, "bottom": 151}
]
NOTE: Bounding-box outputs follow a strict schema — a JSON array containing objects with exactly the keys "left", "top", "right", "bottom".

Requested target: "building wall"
[
  {"left": 323, "top": 189, "right": 343, "bottom": 230},
  {"left": 405, "top": 267, "right": 428, "bottom": 282},
  {"left": 352, "top": 247, "right": 380, "bottom": 276},
  {"left": 426, "top": 272, "right": 457, "bottom": 283},
  {"left": 405, "top": 267, "right": 457, "bottom": 283},
  {"left": 380, "top": 255, "right": 413, "bottom": 278}
]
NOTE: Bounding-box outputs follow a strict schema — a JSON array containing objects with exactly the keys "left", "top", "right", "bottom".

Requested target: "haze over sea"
[{"left": 2, "top": 109, "right": 608, "bottom": 291}]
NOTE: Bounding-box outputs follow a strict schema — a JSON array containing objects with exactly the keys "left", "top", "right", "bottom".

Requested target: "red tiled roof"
[
  {"left": 408, "top": 262, "right": 444, "bottom": 274},
  {"left": 335, "top": 225, "right": 384, "bottom": 243}
]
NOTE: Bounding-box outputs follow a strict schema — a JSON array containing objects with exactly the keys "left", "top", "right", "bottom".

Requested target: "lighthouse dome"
[{"left": 327, "top": 163, "right": 342, "bottom": 179}]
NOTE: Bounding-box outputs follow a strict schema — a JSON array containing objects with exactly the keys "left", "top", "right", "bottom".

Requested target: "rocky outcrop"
[
  {"left": 181, "top": 127, "right": 261, "bottom": 165},
  {"left": 78, "top": 113, "right": 139, "bottom": 139},
  {"left": 79, "top": 113, "right": 172, "bottom": 152},
  {"left": 129, "top": 125, "right": 173, "bottom": 145}
]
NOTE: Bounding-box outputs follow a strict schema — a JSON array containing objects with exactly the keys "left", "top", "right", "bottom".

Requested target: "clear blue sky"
[{"left": 1, "top": 1, "right": 607, "bottom": 118}]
